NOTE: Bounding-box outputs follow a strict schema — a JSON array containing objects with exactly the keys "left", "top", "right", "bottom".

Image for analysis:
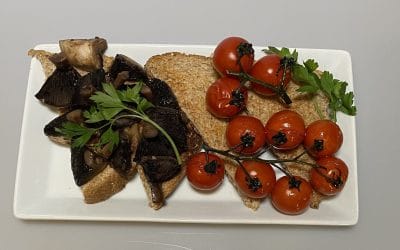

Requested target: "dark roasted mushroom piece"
[
  {"left": 145, "top": 78, "right": 180, "bottom": 110},
  {"left": 59, "top": 37, "right": 107, "bottom": 72},
  {"left": 146, "top": 107, "right": 188, "bottom": 152},
  {"left": 110, "top": 139, "right": 133, "bottom": 177},
  {"left": 71, "top": 68, "right": 105, "bottom": 107},
  {"left": 44, "top": 114, "right": 67, "bottom": 137},
  {"left": 135, "top": 107, "right": 188, "bottom": 160},
  {"left": 71, "top": 147, "right": 107, "bottom": 186},
  {"left": 35, "top": 66, "right": 81, "bottom": 107},
  {"left": 140, "top": 156, "right": 181, "bottom": 183},
  {"left": 148, "top": 182, "right": 164, "bottom": 204},
  {"left": 112, "top": 112, "right": 141, "bottom": 129},
  {"left": 109, "top": 54, "right": 148, "bottom": 85},
  {"left": 140, "top": 121, "right": 158, "bottom": 138}
]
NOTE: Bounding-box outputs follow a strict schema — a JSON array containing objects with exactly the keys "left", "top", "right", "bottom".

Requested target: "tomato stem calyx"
[
  {"left": 236, "top": 42, "right": 254, "bottom": 64},
  {"left": 272, "top": 131, "right": 288, "bottom": 145},
  {"left": 246, "top": 176, "right": 262, "bottom": 192},
  {"left": 313, "top": 139, "right": 324, "bottom": 151},
  {"left": 288, "top": 177, "right": 302, "bottom": 190},
  {"left": 315, "top": 165, "right": 344, "bottom": 189},
  {"left": 229, "top": 88, "right": 247, "bottom": 109},
  {"left": 240, "top": 132, "right": 255, "bottom": 148},
  {"left": 204, "top": 160, "right": 219, "bottom": 174}
]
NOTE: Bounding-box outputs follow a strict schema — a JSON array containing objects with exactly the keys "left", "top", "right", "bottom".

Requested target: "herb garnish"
[
  {"left": 264, "top": 47, "right": 357, "bottom": 121},
  {"left": 56, "top": 82, "right": 182, "bottom": 164}
]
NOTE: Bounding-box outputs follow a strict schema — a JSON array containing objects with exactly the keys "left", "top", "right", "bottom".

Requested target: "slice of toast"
[{"left": 145, "top": 52, "right": 329, "bottom": 210}]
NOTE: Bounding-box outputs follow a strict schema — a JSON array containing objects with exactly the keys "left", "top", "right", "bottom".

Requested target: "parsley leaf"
[
  {"left": 118, "top": 82, "right": 154, "bottom": 112},
  {"left": 292, "top": 64, "right": 319, "bottom": 87},
  {"left": 263, "top": 46, "right": 298, "bottom": 61},
  {"left": 97, "top": 126, "right": 119, "bottom": 151},
  {"left": 83, "top": 106, "right": 105, "bottom": 123},
  {"left": 304, "top": 59, "right": 318, "bottom": 72},
  {"left": 265, "top": 47, "right": 357, "bottom": 121},
  {"left": 90, "top": 83, "right": 124, "bottom": 109},
  {"left": 55, "top": 121, "right": 96, "bottom": 148}
]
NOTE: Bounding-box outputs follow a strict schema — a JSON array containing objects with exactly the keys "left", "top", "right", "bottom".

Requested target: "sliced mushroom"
[
  {"left": 113, "top": 71, "right": 130, "bottom": 89},
  {"left": 84, "top": 149, "right": 107, "bottom": 170},
  {"left": 71, "top": 147, "right": 107, "bottom": 186},
  {"left": 109, "top": 54, "right": 148, "bottom": 83},
  {"left": 48, "top": 52, "right": 69, "bottom": 69},
  {"left": 145, "top": 78, "right": 180, "bottom": 110},
  {"left": 122, "top": 123, "right": 142, "bottom": 154},
  {"left": 35, "top": 67, "right": 81, "bottom": 107},
  {"left": 146, "top": 107, "right": 188, "bottom": 151},
  {"left": 59, "top": 37, "right": 107, "bottom": 72},
  {"left": 109, "top": 123, "right": 141, "bottom": 179},
  {"left": 149, "top": 182, "right": 163, "bottom": 204},
  {"left": 140, "top": 84, "right": 153, "bottom": 100},
  {"left": 140, "top": 121, "right": 158, "bottom": 138},
  {"left": 66, "top": 109, "right": 84, "bottom": 123},
  {"left": 112, "top": 112, "right": 140, "bottom": 129},
  {"left": 140, "top": 156, "right": 181, "bottom": 183},
  {"left": 88, "top": 142, "right": 113, "bottom": 159},
  {"left": 71, "top": 68, "right": 105, "bottom": 107},
  {"left": 110, "top": 139, "right": 133, "bottom": 177}
]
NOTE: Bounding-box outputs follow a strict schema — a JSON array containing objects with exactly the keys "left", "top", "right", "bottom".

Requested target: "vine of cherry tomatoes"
[{"left": 186, "top": 36, "right": 349, "bottom": 216}]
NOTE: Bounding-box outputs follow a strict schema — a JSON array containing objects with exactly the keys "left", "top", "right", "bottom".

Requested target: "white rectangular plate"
[{"left": 14, "top": 44, "right": 358, "bottom": 225}]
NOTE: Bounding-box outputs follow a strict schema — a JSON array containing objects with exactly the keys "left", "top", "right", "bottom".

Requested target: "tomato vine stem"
[
  {"left": 201, "top": 143, "right": 341, "bottom": 185},
  {"left": 227, "top": 71, "right": 292, "bottom": 105}
]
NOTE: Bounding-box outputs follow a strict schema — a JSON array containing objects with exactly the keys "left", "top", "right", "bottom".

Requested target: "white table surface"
[{"left": 1, "top": 0, "right": 399, "bottom": 249}]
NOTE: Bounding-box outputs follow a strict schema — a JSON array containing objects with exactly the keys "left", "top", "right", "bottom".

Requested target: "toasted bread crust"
[
  {"left": 145, "top": 52, "right": 329, "bottom": 210},
  {"left": 81, "top": 165, "right": 129, "bottom": 204}
]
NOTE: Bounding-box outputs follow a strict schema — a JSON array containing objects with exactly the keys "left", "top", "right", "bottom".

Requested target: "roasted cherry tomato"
[
  {"left": 311, "top": 156, "right": 349, "bottom": 196},
  {"left": 249, "top": 54, "right": 291, "bottom": 96},
  {"left": 271, "top": 176, "right": 312, "bottom": 215},
  {"left": 235, "top": 161, "right": 276, "bottom": 198},
  {"left": 304, "top": 120, "right": 343, "bottom": 158},
  {"left": 213, "top": 37, "right": 254, "bottom": 76},
  {"left": 206, "top": 76, "right": 248, "bottom": 118},
  {"left": 226, "top": 115, "right": 266, "bottom": 155},
  {"left": 186, "top": 152, "right": 225, "bottom": 191},
  {"left": 265, "top": 110, "right": 305, "bottom": 150}
]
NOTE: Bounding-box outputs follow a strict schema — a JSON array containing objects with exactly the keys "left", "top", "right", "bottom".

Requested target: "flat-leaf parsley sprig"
[
  {"left": 263, "top": 47, "right": 357, "bottom": 121},
  {"left": 56, "top": 82, "right": 182, "bottom": 164}
]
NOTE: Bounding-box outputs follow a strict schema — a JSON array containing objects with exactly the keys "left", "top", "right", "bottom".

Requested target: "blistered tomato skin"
[
  {"left": 235, "top": 161, "right": 276, "bottom": 198},
  {"left": 213, "top": 37, "right": 254, "bottom": 76},
  {"left": 304, "top": 120, "right": 343, "bottom": 158},
  {"left": 186, "top": 153, "right": 225, "bottom": 191},
  {"left": 249, "top": 55, "right": 291, "bottom": 96},
  {"left": 206, "top": 76, "right": 248, "bottom": 118},
  {"left": 311, "top": 156, "right": 349, "bottom": 196},
  {"left": 226, "top": 116, "right": 266, "bottom": 155},
  {"left": 271, "top": 176, "right": 312, "bottom": 215},
  {"left": 265, "top": 110, "right": 305, "bottom": 150}
]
